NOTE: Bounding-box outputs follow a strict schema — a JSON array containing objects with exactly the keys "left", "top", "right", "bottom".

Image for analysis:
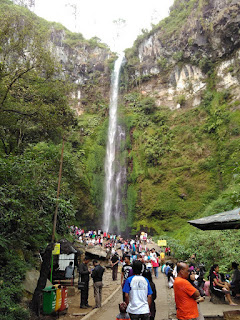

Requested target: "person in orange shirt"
[{"left": 174, "top": 262, "right": 204, "bottom": 320}]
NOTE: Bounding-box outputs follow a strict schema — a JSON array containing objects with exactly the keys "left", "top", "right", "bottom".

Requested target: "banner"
[
  {"left": 158, "top": 240, "right": 167, "bottom": 247},
  {"left": 52, "top": 243, "right": 60, "bottom": 255}
]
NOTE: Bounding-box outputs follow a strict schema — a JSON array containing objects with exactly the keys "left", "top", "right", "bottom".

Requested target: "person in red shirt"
[{"left": 174, "top": 262, "right": 204, "bottom": 320}]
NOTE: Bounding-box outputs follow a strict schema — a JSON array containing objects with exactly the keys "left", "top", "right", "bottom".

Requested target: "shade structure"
[{"left": 188, "top": 208, "right": 240, "bottom": 230}]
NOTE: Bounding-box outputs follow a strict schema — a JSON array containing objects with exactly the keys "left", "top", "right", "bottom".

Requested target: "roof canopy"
[
  {"left": 58, "top": 239, "right": 78, "bottom": 254},
  {"left": 188, "top": 208, "right": 240, "bottom": 230}
]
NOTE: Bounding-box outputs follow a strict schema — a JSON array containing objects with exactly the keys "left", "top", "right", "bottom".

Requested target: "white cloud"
[{"left": 34, "top": 0, "right": 174, "bottom": 51}]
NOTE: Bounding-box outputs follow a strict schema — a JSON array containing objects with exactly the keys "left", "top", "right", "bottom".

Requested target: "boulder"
[
  {"left": 85, "top": 246, "right": 107, "bottom": 258},
  {"left": 23, "top": 269, "right": 52, "bottom": 294}
]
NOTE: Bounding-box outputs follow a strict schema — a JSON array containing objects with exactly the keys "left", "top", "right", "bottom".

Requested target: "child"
[{"left": 116, "top": 302, "right": 130, "bottom": 320}]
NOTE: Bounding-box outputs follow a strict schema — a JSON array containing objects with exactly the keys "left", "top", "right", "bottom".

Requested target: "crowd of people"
[
  {"left": 66, "top": 226, "right": 240, "bottom": 320},
  {"left": 161, "top": 258, "right": 240, "bottom": 307}
]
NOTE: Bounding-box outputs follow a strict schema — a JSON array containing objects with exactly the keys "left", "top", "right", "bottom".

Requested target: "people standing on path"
[
  {"left": 121, "top": 243, "right": 125, "bottom": 257},
  {"left": 79, "top": 257, "right": 91, "bottom": 309},
  {"left": 150, "top": 249, "right": 159, "bottom": 279},
  {"left": 121, "top": 255, "right": 133, "bottom": 301},
  {"left": 91, "top": 259, "right": 105, "bottom": 308},
  {"left": 111, "top": 252, "right": 120, "bottom": 281},
  {"left": 123, "top": 260, "right": 153, "bottom": 320},
  {"left": 143, "top": 269, "right": 156, "bottom": 320},
  {"left": 174, "top": 262, "right": 204, "bottom": 320},
  {"left": 164, "top": 262, "right": 171, "bottom": 277},
  {"left": 160, "top": 251, "right": 165, "bottom": 265}
]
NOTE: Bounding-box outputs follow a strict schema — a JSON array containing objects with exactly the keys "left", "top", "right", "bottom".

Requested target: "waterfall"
[
  {"left": 103, "top": 53, "right": 125, "bottom": 233},
  {"left": 113, "top": 125, "right": 127, "bottom": 232}
]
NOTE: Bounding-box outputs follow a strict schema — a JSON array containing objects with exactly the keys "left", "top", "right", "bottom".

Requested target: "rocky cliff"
[
  {"left": 49, "top": 27, "right": 115, "bottom": 115},
  {"left": 123, "top": 0, "right": 240, "bottom": 110}
]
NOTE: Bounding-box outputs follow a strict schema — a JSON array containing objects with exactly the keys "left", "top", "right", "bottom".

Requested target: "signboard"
[
  {"left": 158, "top": 240, "right": 167, "bottom": 247},
  {"left": 52, "top": 243, "right": 60, "bottom": 255}
]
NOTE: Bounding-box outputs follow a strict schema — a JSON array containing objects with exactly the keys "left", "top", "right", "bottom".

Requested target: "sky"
[{"left": 33, "top": 0, "right": 174, "bottom": 52}]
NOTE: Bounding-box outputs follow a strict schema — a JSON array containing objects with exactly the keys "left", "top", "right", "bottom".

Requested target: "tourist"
[
  {"left": 116, "top": 302, "right": 131, "bottom": 320},
  {"left": 121, "top": 255, "right": 133, "bottom": 301},
  {"left": 164, "top": 262, "right": 170, "bottom": 277},
  {"left": 79, "top": 256, "right": 91, "bottom": 309},
  {"left": 91, "top": 259, "right": 105, "bottom": 308},
  {"left": 161, "top": 263, "right": 166, "bottom": 274},
  {"left": 160, "top": 251, "right": 165, "bottom": 265},
  {"left": 123, "top": 260, "right": 153, "bottom": 320},
  {"left": 137, "top": 254, "right": 147, "bottom": 275},
  {"left": 111, "top": 252, "right": 120, "bottom": 281},
  {"left": 167, "top": 269, "right": 175, "bottom": 289},
  {"left": 150, "top": 249, "right": 159, "bottom": 279},
  {"left": 144, "top": 252, "right": 152, "bottom": 273},
  {"left": 230, "top": 262, "right": 240, "bottom": 296},
  {"left": 143, "top": 269, "right": 156, "bottom": 320},
  {"left": 65, "top": 261, "right": 74, "bottom": 280},
  {"left": 209, "top": 264, "right": 237, "bottom": 305},
  {"left": 174, "top": 262, "right": 204, "bottom": 320},
  {"left": 121, "top": 242, "right": 125, "bottom": 257}
]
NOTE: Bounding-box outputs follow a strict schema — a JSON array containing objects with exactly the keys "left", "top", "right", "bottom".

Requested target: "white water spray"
[{"left": 103, "top": 53, "right": 125, "bottom": 232}]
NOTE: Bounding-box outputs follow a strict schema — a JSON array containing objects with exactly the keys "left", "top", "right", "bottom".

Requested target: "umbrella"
[{"left": 188, "top": 208, "right": 240, "bottom": 230}]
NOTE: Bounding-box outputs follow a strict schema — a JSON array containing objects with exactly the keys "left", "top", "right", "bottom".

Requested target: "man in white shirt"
[{"left": 123, "top": 260, "right": 152, "bottom": 320}]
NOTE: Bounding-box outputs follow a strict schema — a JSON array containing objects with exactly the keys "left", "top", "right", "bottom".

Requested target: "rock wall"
[
  {"left": 49, "top": 28, "right": 114, "bottom": 115},
  {"left": 124, "top": 0, "right": 240, "bottom": 110}
]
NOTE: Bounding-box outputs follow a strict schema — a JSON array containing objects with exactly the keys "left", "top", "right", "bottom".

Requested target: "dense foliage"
[
  {"left": 122, "top": 84, "right": 240, "bottom": 227},
  {"left": 0, "top": 1, "right": 109, "bottom": 318},
  {"left": 121, "top": 72, "right": 240, "bottom": 274}
]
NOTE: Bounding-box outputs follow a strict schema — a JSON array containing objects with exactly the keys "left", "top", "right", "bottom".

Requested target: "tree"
[{"left": 0, "top": 5, "right": 75, "bottom": 154}]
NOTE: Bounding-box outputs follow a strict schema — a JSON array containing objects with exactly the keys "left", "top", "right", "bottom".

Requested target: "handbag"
[{"left": 78, "top": 281, "right": 85, "bottom": 290}]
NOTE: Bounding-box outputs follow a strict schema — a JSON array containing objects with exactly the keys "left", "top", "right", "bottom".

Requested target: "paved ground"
[
  {"left": 87, "top": 272, "right": 171, "bottom": 320},
  {"left": 59, "top": 267, "right": 121, "bottom": 319},
  {"left": 200, "top": 296, "right": 240, "bottom": 317}
]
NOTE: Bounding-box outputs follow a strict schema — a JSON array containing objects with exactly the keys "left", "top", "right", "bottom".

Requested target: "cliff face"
[
  {"left": 49, "top": 28, "right": 114, "bottom": 115},
  {"left": 124, "top": 0, "right": 240, "bottom": 110}
]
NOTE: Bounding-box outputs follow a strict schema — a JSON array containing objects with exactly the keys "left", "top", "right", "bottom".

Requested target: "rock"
[
  {"left": 23, "top": 269, "right": 52, "bottom": 294},
  {"left": 85, "top": 246, "right": 107, "bottom": 258},
  {"left": 124, "top": 0, "right": 240, "bottom": 110}
]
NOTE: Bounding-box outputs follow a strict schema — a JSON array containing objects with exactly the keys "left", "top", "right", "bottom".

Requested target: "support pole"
[
  {"left": 52, "top": 137, "right": 65, "bottom": 242},
  {"left": 50, "top": 253, "right": 53, "bottom": 283}
]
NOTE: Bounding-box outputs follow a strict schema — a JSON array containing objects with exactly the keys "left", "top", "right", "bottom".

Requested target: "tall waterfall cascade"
[{"left": 103, "top": 53, "right": 125, "bottom": 233}]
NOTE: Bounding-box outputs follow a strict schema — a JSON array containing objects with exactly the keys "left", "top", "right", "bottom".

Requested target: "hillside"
[
  {"left": 116, "top": 0, "right": 240, "bottom": 267},
  {"left": 119, "top": 0, "right": 240, "bottom": 234}
]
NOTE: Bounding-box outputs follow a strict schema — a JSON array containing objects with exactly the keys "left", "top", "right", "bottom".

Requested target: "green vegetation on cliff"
[
  {"left": 122, "top": 85, "right": 240, "bottom": 230},
  {"left": 121, "top": 77, "right": 240, "bottom": 270},
  {"left": 121, "top": 0, "right": 240, "bottom": 272}
]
